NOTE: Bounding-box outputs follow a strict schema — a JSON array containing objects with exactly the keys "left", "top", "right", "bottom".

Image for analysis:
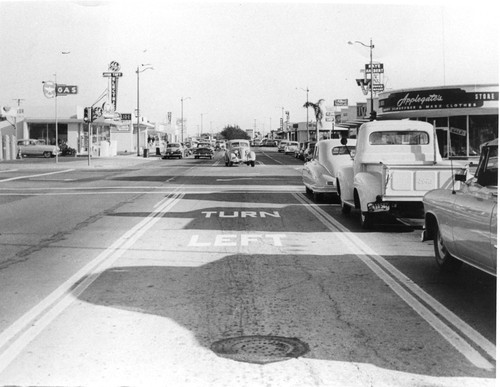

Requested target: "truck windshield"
[{"left": 369, "top": 131, "right": 429, "bottom": 145}]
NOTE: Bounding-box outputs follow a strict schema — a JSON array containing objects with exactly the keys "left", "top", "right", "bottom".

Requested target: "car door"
[
  {"left": 452, "top": 182, "right": 497, "bottom": 273},
  {"left": 452, "top": 142, "right": 497, "bottom": 273},
  {"left": 22, "top": 140, "right": 36, "bottom": 155}
]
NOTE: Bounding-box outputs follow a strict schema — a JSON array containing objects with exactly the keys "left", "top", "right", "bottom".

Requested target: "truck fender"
[
  {"left": 336, "top": 166, "right": 355, "bottom": 201},
  {"left": 354, "top": 172, "right": 383, "bottom": 212}
]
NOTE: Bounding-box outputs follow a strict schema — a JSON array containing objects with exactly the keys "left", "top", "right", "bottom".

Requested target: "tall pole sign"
[
  {"left": 102, "top": 61, "right": 123, "bottom": 112},
  {"left": 42, "top": 78, "right": 78, "bottom": 163}
]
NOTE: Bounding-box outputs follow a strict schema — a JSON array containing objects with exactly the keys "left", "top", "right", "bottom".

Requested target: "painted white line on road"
[
  {"left": 0, "top": 169, "right": 75, "bottom": 183},
  {"left": 0, "top": 169, "right": 18, "bottom": 174},
  {"left": 0, "top": 190, "right": 185, "bottom": 373},
  {"left": 293, "top": 193, "right": 495, "bottom": 370},
  {"left": 0, "top": 185, "right": 305, "bottom": 195}
]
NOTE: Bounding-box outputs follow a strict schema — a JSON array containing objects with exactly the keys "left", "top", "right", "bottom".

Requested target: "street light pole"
[
  {"left": 348, "top": 39, "right": 375, "bottom": 120},
  {"left": 181, "top": 97, "right": 191, "bottom": 143},
  {"left": 200, "top": 112, "right": 207, "bottom": 137},
  {"left": 136, "top": 64, "right": 154, "bottom": 156},
  {"left": 54, "top": 73, "right": 58, "bottom": 164}
]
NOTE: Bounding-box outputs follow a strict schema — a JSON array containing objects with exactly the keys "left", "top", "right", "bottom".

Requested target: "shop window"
[
  {"left": 469, "top": 115, "right": 498, "bottom": 156},
  {"left": 428, "top": 117, "right": 448, "bottom": 158},
  {"left": 28, "top": 123, "right": 68, "bottom": 145},
  {"left": 448, "top": 116, "right": 467, "bottom": 158}
]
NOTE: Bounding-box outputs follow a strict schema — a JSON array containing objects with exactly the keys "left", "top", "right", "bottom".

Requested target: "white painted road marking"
[
  {"left": 188, "top": 233, "right": 286, "bottom": 247},
  {"left": 0, "top": 190, "right": 185, "bottom": 373},
  {"left": 294, "top": 192, "right": 495, "bottom": 370},
  {"left": 0, "top": 169, "right": 75, "bottom": 182}
]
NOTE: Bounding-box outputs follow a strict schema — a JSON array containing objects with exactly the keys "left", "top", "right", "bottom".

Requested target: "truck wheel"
[
  {"left": 228, "top": 161, "right": 233, "bottom": 167},
  {"left": 360, "top": 212, "right": 372, "bottom": 229},
  {"left": 434, "top": 226, "right": 462, "bottom": 272}
]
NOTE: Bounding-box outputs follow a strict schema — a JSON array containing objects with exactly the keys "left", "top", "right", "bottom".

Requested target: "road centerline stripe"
[{"left": 0, "top": 190, "right": 185, "bottom": 373}]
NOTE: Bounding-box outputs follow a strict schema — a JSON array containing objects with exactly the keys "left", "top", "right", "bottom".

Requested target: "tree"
[{"left": 220, "top": 125, "right": 250, "bottom": 141}]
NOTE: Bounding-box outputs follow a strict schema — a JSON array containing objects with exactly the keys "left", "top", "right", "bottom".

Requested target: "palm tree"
[{"left": 303, "top": 99, "right": 325, "bottom": 140}]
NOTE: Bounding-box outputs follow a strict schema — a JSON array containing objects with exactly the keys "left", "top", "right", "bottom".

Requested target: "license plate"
[{"left": 367, "top": 202, "right": 390, "bottom": 212}]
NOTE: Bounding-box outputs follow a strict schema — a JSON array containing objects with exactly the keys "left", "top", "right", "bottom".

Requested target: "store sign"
[
  {"left": 334, "top": 99, "right": 348, "bottom": 106},
  {"left": 450, "top": 127, "right": 467, "bottom": 137},
  {"left": 379, "top": 88, "right": 499, "bottom": 112},
  {"left": 56, "top": 84, "right": 78, "bottom": 95},
  {"left": 365, "top": 63, "right": 384, "bottom": 73},
  {"left": 356, "top": 102, "right": 367, "bottom": 118}
]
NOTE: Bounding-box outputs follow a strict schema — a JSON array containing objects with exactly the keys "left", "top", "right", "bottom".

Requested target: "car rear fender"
[
  {"left": 337, "top": 165, "right": 355, "bottom": 201},
  {"left": 354, "top": 172, "right": 382, "bottom": 211}
]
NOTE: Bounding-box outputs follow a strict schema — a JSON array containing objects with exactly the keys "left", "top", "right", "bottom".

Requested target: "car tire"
[
  {"left": 360, "top": 211, "right": 372, "bottom": 229},
  {"left": 433, "top": 226, "right": 462, "bottom": 272},
  {"left": 305, "top": 186, "right": 312, "bottom": 195},
  {"left": 43, "top": 151, "right": 51, "bottom": 158},
  {"left": 251, "top": 161, "right": 255, "bottom": 167}
]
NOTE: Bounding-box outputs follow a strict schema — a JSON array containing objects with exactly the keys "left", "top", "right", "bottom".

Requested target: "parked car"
[
  {"left": 17, "top": 139, "right": 60, "bottom": 158},
  {"left": 421, "top": 138, "right": 497, "bottom": 276},
  {"left": 302, "top": 139, "right": 357, "bottom": 202},
  {"left": 193, "top": 144, "right": 214, "bottom": 159},
  {"left": 295, "top": 142, "right": 306, "bottom": 159},
  {"left": 303, "top": 141, "right": 317, "bottom": 162},
  {"left": 261, "top": 139, "right": 278, "bottom": 147},
  {"left": 224, "top": 139, "right": 256, "bottom": 167},
  {"left": 284, "top": 141, "right": 300, "bottom": 155},
  {"left": 163, "top": 142, "right": 187, "bottom": 159}
]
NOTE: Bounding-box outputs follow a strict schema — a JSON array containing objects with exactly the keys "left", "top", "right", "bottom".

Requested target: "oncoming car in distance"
[
  {"left": 163, "top": 142, "right": 188, "bottom": 159},
  {"left": 193, "top": 143, "right": 214, "bottom": 159},
  {"left": 421, "top": 138, "right": 497, "bottom": 276},
  {"left": 224, "top": 139, "right": 256, "bottom": 167}
]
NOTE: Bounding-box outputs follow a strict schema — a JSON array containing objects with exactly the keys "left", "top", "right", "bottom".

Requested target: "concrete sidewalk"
[{"left": 0, "top": 153, "right": 163, "bottom": 170}]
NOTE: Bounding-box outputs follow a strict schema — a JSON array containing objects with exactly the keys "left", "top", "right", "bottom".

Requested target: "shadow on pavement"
[{"left": 75, "top": 253, "right": 496, "bottom": 378}]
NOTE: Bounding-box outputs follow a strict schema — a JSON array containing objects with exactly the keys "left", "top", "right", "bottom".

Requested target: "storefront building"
[{"left": 378, "top": 84, "right": 498, "bottom": 159}]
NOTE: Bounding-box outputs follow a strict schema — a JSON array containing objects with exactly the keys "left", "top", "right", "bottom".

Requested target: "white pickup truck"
[{"left": 336, "top": 120, "right": 467, "bottom": 228}]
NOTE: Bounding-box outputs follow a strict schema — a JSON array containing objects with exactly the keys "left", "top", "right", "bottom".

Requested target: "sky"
[{"left": 0, "top": 0, "right": 498, "bottom": 135}]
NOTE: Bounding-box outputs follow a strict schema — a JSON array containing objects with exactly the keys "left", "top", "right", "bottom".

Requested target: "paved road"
[{"left": 0, "top": 149, "right": 495, "bottom": 386}]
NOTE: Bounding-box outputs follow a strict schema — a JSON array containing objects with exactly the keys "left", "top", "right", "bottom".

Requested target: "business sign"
[
  {"left": 325, "top": 106, "right": 335, "bottom": 122},
  {"left": 334, "top": 99, "right": 348, "bottom": 106},
  {"left": 103, "top": 61, "right": 123, "bottom": 111},
  {"left": 120, "top": 113, "right": 132, "bottom": 121},
  {"left": 365, "top": 63, "right": 384, "bottom": 73},
  {"left": 356, "top": 102, "right": 367, "bottom": 119},
  {"left": 56, "top": 84, "right": 78, "bottom": 96},
  {"left": 42, "top": 81, "right": 56, "bottom": 98},
  {"left": 379, "top": 88, "right": 499, "bottom": 112},
  {"left": 372, "top": 84, "right": 385, "bottom": 92}
]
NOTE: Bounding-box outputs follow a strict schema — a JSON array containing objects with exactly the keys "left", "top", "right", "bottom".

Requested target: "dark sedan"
[{"left": 193, "top": 145, "right": 214, "bottom": 159}]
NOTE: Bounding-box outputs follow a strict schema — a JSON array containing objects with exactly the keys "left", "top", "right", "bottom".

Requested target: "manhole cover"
[{"left": 210, "top": 335, "right": 309, "bottom": 364}]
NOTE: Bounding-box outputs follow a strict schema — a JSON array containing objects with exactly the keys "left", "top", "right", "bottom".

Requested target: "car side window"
[{"left": 476, "top": 146, "right": 498, "bottom": 187}]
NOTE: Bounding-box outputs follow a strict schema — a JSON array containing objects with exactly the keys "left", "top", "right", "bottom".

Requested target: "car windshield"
[
  {"left": 168, "top": 144, "right": 180, "bottom": 148},
  {"left": 231, "top": 142, "right": 249, "bottom": 148},
  {"left": 369, "top": 131, "right": 429, "bottom": 145},
  {"left": 332, "top": 146, "right": 355, "bottom": 155}
]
